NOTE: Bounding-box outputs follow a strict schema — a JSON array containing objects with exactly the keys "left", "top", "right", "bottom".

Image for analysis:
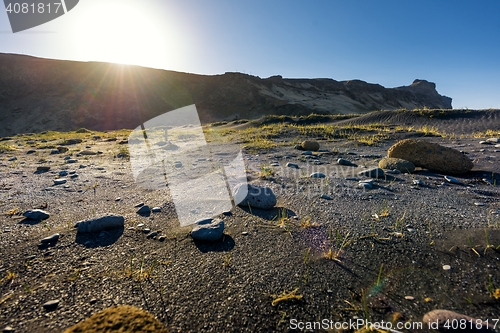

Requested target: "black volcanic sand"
[{"left": 0, "top": 110, "right": 499, "bottom": 333}]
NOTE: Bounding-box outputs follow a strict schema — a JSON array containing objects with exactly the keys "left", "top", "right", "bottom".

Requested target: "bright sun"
[{"left": 71, "top": 2, "right": 169, "bottom": 68}]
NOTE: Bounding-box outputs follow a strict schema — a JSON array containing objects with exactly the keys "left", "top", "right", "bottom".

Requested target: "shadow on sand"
[
  {"left": 75, "top": 227, "right": 124, "bottom": 248},
  {"left": 194, "top": 235, "right": 235, "bottom": 253},
  {"left": 238, "top": 206, "right": 297, "bottom": 221}
]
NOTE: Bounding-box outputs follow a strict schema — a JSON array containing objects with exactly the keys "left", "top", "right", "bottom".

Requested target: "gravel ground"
[{"left": 0, "top": 126, "right": 499, "bottom": 333}]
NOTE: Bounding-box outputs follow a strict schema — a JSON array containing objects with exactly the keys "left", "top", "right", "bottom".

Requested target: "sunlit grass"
[{"left": 0, "top": 144, "right": 16, "bottom": 153}]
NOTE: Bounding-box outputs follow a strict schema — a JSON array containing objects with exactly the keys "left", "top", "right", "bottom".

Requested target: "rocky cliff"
[{"left": 0, "top": 53, "right": 452, "bottom": 136}]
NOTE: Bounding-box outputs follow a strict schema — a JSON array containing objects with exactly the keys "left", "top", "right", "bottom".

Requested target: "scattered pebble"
[
  {"left": 321, "top": 194, "right": 332, "bottom": 200},
  {"left": 442, "top": 265, "right": 451, "bottom": 270},
  {"left": 147, "top": 231, "right": 158, "bottom": 238},
  {"left": 337, "top": 158, "right": 356, "bottom": 166},
  {"left": 270, "top": 162, "right": 279, "bottom": 167},
  {"left": 59, "top": 170, "right": 68, "bottom": 176},
  {"left": 80, "top": 150, "right": 97, "bottom": 155},
  {"left": 474, "top": 202, "right": 485, "bottom": 206},
  {"left": 404, "top": 296, "right": 415, "bottom": 301},
  {"left": 310, "top": 172, "right": 326, "bottom": 178},
  {"left": 134, "top": 202, "right": 145, "bottom": 208},
  {"left": 286, "top": 162, "right": 299, "bottom": 169},
  {"left": 158, "top": 235, "right": 166, "bottom": 241},
  {"left": 43, "top": 299, "right": 60, "bottom": 311},
  {"left": 53, "top": 179, "right": 67, "bottom": 185},
  {"left": 40, "top": 233, "right": 60, "bottom": 244},
  {"left": 444, "top": 175, "right": 462, "bottom": 184},
  {"left": 152, "top": 207, "right": 162, "bottom": 213},
  {"left": 75, "top": 215, "right": 125, "bottom": 233},
  {"left": 136, "top": 206, "right": 151, "bottom": 215},
  {"left": 413, "top": 179, "right": 424, "bottom": 186},
  {"left": 37, "top": 166, "right": 50, "bottom": 172},
  {"left": 23, "top": 209, "right": 50, "bottom": 221},
  {"left": 358, "top": 182, "right": 373, "bottom": 189}
]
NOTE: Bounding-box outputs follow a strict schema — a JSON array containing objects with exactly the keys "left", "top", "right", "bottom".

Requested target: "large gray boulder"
[
  {"left": 233, "top": 184, "right": 277, "bottom": 209},
  {"left": 75, "top": 214, "right": 125, "bottom": 233},
  {"left": 388, "top": 139, "right": 473, "bottom": 174}
]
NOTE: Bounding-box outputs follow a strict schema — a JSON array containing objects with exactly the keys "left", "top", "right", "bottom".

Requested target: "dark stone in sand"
[
  {"left": 23, "top": 209, "right": 50, "bottom": 221},
  {"left": 43, "top": 299, "right": 59, "bottom": 311},
  {"left": 60, "top": 138, "right": 82, "bottom": 145},
  {"left": 40, "top": 233, "right": 59, "bottom": 243},
  {"left": 388, "top": 139, "right": 473, "bottom": 174},
  {"left": 337, "top": 158, "right": 356, "bottom": 166},
  {"left": 36, "top": 166, "right": 50, "bottom": 172},
  {"left": 76, "top": 215, "right": 125, "bottom": 233},
  {"left": 136, "top": 206, "right": 151, "bottom": 215},
  {"left": 310, "top": 172, "right": 326, "bottom": 178},
  {"left": 191, "top": 218, "right": 224, "bottom": 241}
]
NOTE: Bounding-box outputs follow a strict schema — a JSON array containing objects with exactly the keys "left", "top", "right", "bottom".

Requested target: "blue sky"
[{"left": 1, "top": 0, "right": 499, "bottom": 109}]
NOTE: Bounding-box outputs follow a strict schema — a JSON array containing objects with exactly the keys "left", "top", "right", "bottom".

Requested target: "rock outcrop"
[
  {"left": 0, "top": 53, "right": 452, "bottom": 136},
  {"left": 387, "top": 139, "right": 473, "bottom": 174}
]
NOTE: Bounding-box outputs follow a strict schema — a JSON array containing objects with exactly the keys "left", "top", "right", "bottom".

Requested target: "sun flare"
[{"left": 70, "top": 2, "right": 169, "bottom": 68}]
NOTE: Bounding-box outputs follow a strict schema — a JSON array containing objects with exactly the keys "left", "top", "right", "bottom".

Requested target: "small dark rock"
[{"left": 43, "top": 299, "right": 60, "bottom": 311}]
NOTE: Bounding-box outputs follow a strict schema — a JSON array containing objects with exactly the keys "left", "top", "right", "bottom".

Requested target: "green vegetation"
[
  {"left": 0, "top": 144, "right": 15, "bottom": 153},
  {"left": 259, "top": 164, "right": 275, "bottom": 179},
  {"left": 324, "top": 228, "right": 351, "bottom": 262}
]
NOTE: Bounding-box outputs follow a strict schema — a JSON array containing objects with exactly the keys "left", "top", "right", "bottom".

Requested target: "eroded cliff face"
[{"left": 0, "top": 53, "right": 451, "bottom": 136}]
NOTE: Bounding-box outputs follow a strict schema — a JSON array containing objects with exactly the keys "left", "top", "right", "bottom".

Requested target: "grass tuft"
[{"left": 271, "top": 287, "right": 303, "bottom": 306}]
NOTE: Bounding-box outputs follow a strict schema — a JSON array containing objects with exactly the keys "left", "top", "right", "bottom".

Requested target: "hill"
[{"left": 0, "top": 53, "right": 451, "bottom": 136}]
